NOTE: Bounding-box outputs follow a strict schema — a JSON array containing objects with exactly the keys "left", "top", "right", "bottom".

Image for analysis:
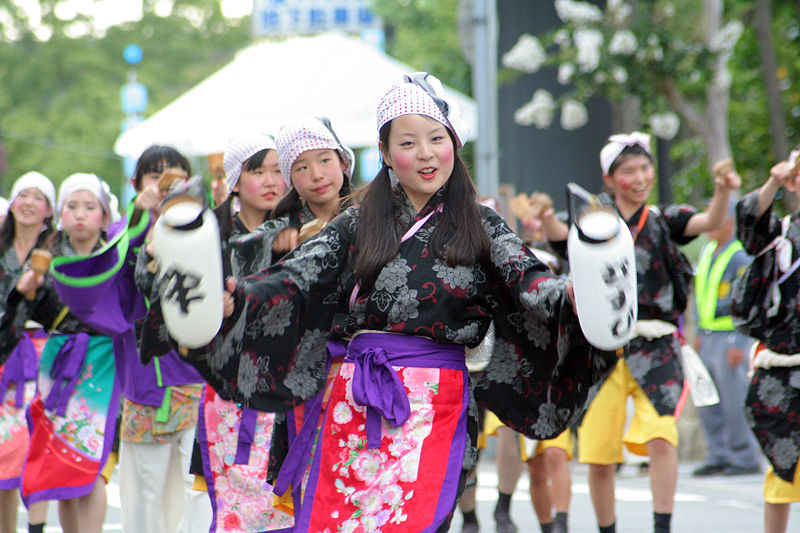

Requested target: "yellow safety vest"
[{"left": 695, "top": 240, "right": 743, "bottom": 331}]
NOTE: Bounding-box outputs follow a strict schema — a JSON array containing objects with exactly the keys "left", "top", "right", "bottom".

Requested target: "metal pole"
[{"left": 472, "top": 0, "right": 499, "bottom": 199}]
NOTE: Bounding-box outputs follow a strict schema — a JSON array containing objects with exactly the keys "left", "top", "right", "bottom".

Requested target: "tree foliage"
[
  {"left": 370, "top": 0, "right": 471, "bottom": 95},
  {"left": 0, "top": 0, "right": 249, "bottom": 197}
]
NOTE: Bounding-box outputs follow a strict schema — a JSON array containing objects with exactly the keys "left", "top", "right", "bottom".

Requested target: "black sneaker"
[
  {"left": 692, "top": 463, "right": 729, "bottom": 477},
  {"left": 494, "top": 512, "right": 518, "bottom": 533},
  {"left": 461, "top": 522, "right": 480, "bottom": 533},
  {"left": 723, "top": 464, "right": 762, "bottom": 476}
]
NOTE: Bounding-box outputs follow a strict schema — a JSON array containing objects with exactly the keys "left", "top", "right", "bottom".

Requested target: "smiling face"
[
  {"left": 290, "top": 148, "right": 346, "bottom": 213},
  {"left": 602, "top": 153, "right": 655, "bottom": 212},
  {"left": 235, "top": 149, "right": 285, "bottom": 213},
  {"left": 381, "top": 114, "right": 455, "bottom": 212},
  {"left": 60, "top": 189, "right": 107, "bottom": 245},
  {"left": 11, "top": 187, "right": 52, "bottom": 229}
]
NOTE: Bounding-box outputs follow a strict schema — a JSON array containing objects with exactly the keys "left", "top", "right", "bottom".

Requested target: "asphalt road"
[{"left": 14, "top": 459, "right": 795, "bottom": 532}]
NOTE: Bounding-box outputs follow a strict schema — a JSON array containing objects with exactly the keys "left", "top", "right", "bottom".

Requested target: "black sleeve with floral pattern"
[{"left": 733, "top": 190, "right": 800, "bottom": 354}]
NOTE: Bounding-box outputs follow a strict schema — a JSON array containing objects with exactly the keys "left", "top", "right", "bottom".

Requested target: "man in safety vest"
[{"left": 692, "top": 200, "right": 762, "bottom": 477}]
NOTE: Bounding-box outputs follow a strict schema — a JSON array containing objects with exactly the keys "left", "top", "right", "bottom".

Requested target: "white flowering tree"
[{"left": 502, "top": 0, "right": 742, "bottom": 167}]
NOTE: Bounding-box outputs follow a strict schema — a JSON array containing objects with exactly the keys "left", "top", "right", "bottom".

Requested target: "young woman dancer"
[
  {"left": 171, "top": 73, "right": 616, "bottom": 532},
  {"left": 0, "top": 172, "right": 55, "bottom": 533},
  {"left": 123, "top": 145, "right": 212, "bottom": 533},
  {"left": 2, "top": 172, "right": 151, "bottom": 533},
  {"left": 195, "top": 133, "right": 295, "bottom": 532}
]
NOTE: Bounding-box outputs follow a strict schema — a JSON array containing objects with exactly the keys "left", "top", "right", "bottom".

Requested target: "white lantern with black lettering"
[
  {"left": 566, "top": 183, "right": 636, "bottom": 351},
  {"left": 152, "top": 192, "right": 224, "bottom": 350}
]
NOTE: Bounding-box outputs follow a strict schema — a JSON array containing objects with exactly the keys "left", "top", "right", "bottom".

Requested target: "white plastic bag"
[{"left": 679, "top": 343, "right": 720, "bottom": 407}]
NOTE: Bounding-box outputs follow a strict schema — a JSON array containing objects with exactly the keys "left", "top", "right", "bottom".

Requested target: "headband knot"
[{"left": 599, "top": 131, "right": 651, "bottom": 174}]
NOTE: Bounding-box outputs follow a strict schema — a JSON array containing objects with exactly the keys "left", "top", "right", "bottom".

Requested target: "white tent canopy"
[{"left": 113, "top": 32, "right": 477, "bottom": 159}]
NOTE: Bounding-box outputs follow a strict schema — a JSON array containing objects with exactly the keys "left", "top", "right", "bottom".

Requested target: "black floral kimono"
[
  {"left": 735, "top": 191, "right": 800, "bottom": 482},
  {"left": 168, "top": 185, "right": 615, "bottom": 532}
]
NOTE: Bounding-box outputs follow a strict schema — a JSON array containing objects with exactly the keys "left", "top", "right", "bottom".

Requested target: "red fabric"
[
  {"left": 22, "top": 398, "right": 100, "bottom": 497},
  {"left": 305, "top": 366, "right": 465, "bottom": 532}
]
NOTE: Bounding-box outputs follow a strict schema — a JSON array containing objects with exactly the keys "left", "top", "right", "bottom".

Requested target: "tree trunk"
[
  {"left": 754, "top": 0, "right": 790, "bottom": 161},
  {"left": 701, "top": 0, "right": 733, "bottom": 168}
]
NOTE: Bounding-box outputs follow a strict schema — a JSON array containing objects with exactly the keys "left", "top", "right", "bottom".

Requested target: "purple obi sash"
[
  {"left": 234, "top": 407, "right": 259, "bottom": 465},
  {"left": 0, "top": 332, "right": 43, "bottom": 408},
  {"left": 346, "top": 332, "right": 466, "bottom": 449},
  {"left": 273, "top": 338, "right": 348, "bottom": 496},
  {"left": 44, "top": 333, "right": 89, "bottom": 417}
]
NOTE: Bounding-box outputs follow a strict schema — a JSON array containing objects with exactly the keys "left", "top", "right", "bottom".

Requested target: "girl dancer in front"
[
  {"left": 0, "top": 172, "right": 55, "bottom": 533},
  {"left": 174, "top": 72, "right": 616, "bottom": 532}
]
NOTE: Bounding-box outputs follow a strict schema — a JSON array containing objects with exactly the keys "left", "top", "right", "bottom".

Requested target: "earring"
[{"left": 388, "top": 167, "right": 399, "bottom": 185}]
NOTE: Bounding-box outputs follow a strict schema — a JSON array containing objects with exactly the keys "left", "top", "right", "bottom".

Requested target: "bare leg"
[
  {"left": 588, "top": 463, "right": 616, "bottom": 527},
  {"left": 495, "top": 427, "right": 522, "bottom": 532},
  {"left": 544, "top": 448, "right": 571, "bottom": 513},
  {"left": 79, "top": 478, "right": 107, "bottom": 533},
  {"left": 27, "top": 500, "right": 49, "bottom": 526},
  {"left": 764, "top": 502, "right": 791, "bottom": 533},
  {"left": 458, "top": 467, "right": 478, "bottom": 514},
  {"left": 496, "top": 427, "right": 522, "bottom": 494},
  {"left": 646, "top": 438, "right": 677, "bottom": 514},
  {"left": 0, "top": 489, "right": 18, "bottom": 533},
  {"left": 527, "top": 454, "right": 553, "bottom": 524},
  {"left": 58, "top": 498, "right": 80, "bottom": 533}
]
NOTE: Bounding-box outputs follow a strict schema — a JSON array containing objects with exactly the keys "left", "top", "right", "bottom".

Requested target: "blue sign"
[
  {"left": 121, "top": 83, "right": 148, "bottom": 115},
  {"left": 123, "top": 44, "right": 143, "bottom": 65},
  {"left": 121, "top": 115, "right": 144, "bottom": 133},
  {"left": 252, "top": 0, "right": 381, "bottom": 36}
]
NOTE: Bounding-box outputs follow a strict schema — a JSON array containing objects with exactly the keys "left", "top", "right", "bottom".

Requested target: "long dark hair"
[
  {"left": 271, "top": 152, "right": 353, "bottom": 222},
  {"left": 0, "top": 212, "right": 54, "bottom": 256},
  {"left": 353, "top": 122, "right": 489, "bottom": 289}
]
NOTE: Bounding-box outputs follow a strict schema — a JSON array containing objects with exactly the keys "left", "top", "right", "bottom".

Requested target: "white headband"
[
  {"left": 0, "top": 197, "right": 8, "bottom": 217},
  {"left": 599, "top": 131, "right": 652, "bottom": 174},
  {"left": 276, "top": 117, "right": 354, "bottom": 188},
  {"left": 100, "top": 180, "right": 122, "bottom": 224},
  {"left": 9, "top": 171, "right": 56, "bottom": 213},
  {"left": 223, "top": 133, "right": 278, "bottom": 193},
  {"left": 58, "top": 173, "right": 111, "bottom": 228},
  {"left": 376, "top": 72, "right": 470, "bottom": 149}
]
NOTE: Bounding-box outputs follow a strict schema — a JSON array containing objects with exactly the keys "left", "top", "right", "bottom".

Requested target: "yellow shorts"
[
  {"left": 484, "top": 411, "right": 573, "bottom": 462},
  {"left": 764, "top": 464, "right": 800, "bottom": 504},
  {"left": 100, "top": 451, "right": 118, "bottom": 484},
  {"left": 578, "top": 358, "right": 678, "bottom": 464}
]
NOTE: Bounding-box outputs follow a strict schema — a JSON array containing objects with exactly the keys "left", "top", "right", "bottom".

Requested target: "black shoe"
[
  {"left": 723, "top": 464, "right": 762, "bottom": 476},
  {"left": 692, "top": 463, "right": 729, "bottom": 477},
  {"left": 494, "top": 512, "right": 518, "bottom": 533},
  {"left": 461, "top": 522, "right": 480, "bottom": 533}
]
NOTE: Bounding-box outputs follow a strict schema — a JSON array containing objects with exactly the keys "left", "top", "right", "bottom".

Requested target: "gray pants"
[{"left": 696, "top": 330, "right": 761, "bottom": 468}]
